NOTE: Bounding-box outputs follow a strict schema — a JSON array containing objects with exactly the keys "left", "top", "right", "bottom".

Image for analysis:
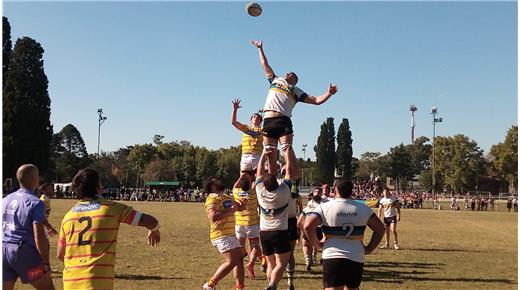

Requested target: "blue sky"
[{"left": 3, "top": 1, "right": 517, "bottom": 159}]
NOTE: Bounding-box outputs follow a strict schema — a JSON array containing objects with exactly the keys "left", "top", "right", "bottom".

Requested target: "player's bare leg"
[
  {"left": 247, "top": 238, "right": 261, "bottom": 279},
  {"left": 263, "top": 136, "right": 278, "bottom": 174},
  {"left": 269, "top": 252, "right": 291, "bottom": 288},
  {"left": 302, "top": 238, "right": 314, "bottom": 271},
  {"left": 286, "top": 240, "right": 297, "bottom": 289},
  {"left": 380, "top": 225, "right": 390, "bottom": 248},
  {"left": 391, "top": 223, "right": 399, "bottom": 249},
  {"left": 29, "top": 272, "right": 55, "bottom": 290},
  {"left": 3, "top": 281, "right": 15, "bottom": 290},
  {"left": 206, "top": 247, "right": 244, "bottom": 289}
]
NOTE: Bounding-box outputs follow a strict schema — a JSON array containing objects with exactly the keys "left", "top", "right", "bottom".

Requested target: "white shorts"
[
  {"left": 211, "top": 236, "right": 241, "bottom": 254},
  {"left": 240, "top": 153, "right": 260, "bottom": 172},
  {"left": 235, "top": 224, "right": 260, "bottom": 239}
]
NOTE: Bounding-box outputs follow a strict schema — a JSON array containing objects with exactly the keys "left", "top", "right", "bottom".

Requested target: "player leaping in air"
[{"left": 251, "top": 39, "right": 338, "bottom": 174}]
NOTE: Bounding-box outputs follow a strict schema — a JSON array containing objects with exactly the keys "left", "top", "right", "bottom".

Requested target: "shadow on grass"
[
  {"left": 365, "top": 261, "right": 445, "bottom": 269},
  {"left": 51, "top": 271, "right": 185, "bottom": 281},
  {"left": 363, "top": 262, "right": 514, "bottom": 285},
  {"left": 407, "top": 247, "right": 483, "bottom": 253},
  {"left": 115, "top": 273, "right": 186, "bottom": 280}
]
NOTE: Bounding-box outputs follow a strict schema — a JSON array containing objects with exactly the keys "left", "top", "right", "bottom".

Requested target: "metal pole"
[{"left": 97, "top": 120, "right": 101, "bottom": 155}]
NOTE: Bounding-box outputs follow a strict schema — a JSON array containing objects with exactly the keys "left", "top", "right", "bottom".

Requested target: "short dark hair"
[
  {"left": 72, "top": 168, "right": 100, "bottom": 199},
  {"left": 204, "top": 177, "right": 225, "bottom": 194},
  {"left": 251, "top": 113, "right": 262, "bottom": 121},
  {"left": 237, "top": 175, "right": 251, "bottom": 191},
  {"left": 336, "top": 180, "right": 354, "bottom": 198},
  {"left": 263, "top": 173, "right": 279, "bottom": 192}
]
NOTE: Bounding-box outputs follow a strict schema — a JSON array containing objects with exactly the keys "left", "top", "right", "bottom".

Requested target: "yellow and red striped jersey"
[
  {"left": 204, "top": 193, "right": 236, "bottom": 240},
  {"left": 233, "top": 187, "right": 259, "bottom": 227},
  {"left": 241, "top": 125, "right": 263, "bottom": 155},
  {"left": 59, "top": 199, "right": 138, "bottom": 290}
]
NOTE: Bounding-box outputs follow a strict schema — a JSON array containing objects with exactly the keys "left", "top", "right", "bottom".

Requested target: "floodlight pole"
[
  {"left": 302, "top": 144, "right": 307, "bottom": 186},
  {"left": 431, "top": 107, "right": 443, "bottom": 200},
  {"left": 97, "top": 109, "right": 107, "bottom": 155}
]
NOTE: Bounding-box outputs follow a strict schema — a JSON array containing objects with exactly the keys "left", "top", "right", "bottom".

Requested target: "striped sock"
[
  {"left": 208, "top": 277, "right": 218, "bottom": 287},
  {"left": 236, "top": 283, "right": 245, "bottom": 290}
]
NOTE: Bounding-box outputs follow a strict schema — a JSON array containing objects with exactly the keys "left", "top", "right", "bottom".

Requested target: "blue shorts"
[{"left": 3, "top": 242, "right": 47, "bottom": 283}]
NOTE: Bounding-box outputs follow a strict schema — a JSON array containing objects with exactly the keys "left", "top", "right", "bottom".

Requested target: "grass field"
[{"left": 17, "top": 199, "right": 518, "bottom": 290}]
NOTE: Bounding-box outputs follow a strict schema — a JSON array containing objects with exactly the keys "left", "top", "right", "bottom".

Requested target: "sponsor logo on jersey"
[
  {"left": 223, "top": 200, "right": 233, "bottom": 209},
  {"left": 72, "top": 203, "right": 101, "bottom": 212}
]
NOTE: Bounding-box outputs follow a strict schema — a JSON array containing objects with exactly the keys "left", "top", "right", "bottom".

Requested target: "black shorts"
[
  {"left": 303, "top": 227, "right": 323, "bottom": 242},
  {"left": 384, "top": 216, "right": 397, "bottom": 226},
  {"left": 263, "top": 116, "right": 293, "bottom": 139},
  {"left": 260, "top": 230, "right": 291, "bottom": 256},
  {"left": 323, "top": 258, "right": 364, "bottom": 289},
  {"left": 288, "top": 217, "right": 299, "bottom": 241}
]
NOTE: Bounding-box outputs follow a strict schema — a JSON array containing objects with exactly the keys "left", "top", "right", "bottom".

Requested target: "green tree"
[
  {"left": 90, "top": 152, "right": 119, "bottom": 188},
  {"left": 112, "top": 147, "right": 137, "bottom": 187},
  {"left": 52, "top": 124, "right": 91, "bottom": 182},
  {"left": 128, "top": 144, "right": 156, "bottom": 185},
  {"left": 143, "top": 160, "right": 175, "bottom": 182},
  {"left": 3, "top": 37, "right": 53, "bottom": 180},
  {"left": 314, "top": 117, "right": 336, "bottom": 185},
  {"left": 3, "top": 17, "right": 12, "bottom": 88},
  {"left": 419, "top": 169, "right": 443, "bottom": 193},
  {"left": 388, "top": 144, "right": 414, "bottom": 191},
  {"left": 336, "top": 118, "right": 353, "bottom": 181},
  {"left": 433, "top": 134, "right": 483, "bottom": 193},
  {"left": 408, "top": 136, "right": 432, "bottom": 174},
  {"left": 489, "top": 125, "right": 518, "bottom": 193},
  {"left": 355, "top": 152, "right": 388, "bottom": 180}
]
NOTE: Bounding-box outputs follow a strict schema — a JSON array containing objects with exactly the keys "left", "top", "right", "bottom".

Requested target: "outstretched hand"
[
  {"left": 232, "top": 98, "right": 242, "bottom": 110},
  {"left": 251, "top": 40, "right": 263, "bottom": 48},
  {"left": 328, "top": 83, "right": 338, "bottom": 95}
]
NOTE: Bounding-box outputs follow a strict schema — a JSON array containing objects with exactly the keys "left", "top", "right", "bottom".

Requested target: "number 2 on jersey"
[{"left": 78, "top": 216, "right": 93, "bottom": 246}]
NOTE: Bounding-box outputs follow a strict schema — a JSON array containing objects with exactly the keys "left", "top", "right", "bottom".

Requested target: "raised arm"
[
  {"left": 231, "top": 98, "right": 247, "bottom": 131},
  {"left": 257, "top": 149, "right": 270, "bottom": 177},
  {"left": 303, "top": 83, "right": 338, "bottom": 105},
  {"left": 251, "top": 40, "right": 274, "bottom": 78}
]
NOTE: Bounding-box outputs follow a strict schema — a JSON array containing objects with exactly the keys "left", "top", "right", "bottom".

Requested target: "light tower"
[
  {"left": 97, "top": 108, "right": 107, "bottom": 155},
  {"left": 410, "top": 105, "right": 417, "bottom": 143},
  {"left": 431, "top": 107, "right": 443, "bottom": 198}
]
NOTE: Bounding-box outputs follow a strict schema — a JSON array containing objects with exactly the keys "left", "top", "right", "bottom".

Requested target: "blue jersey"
[{"left": 2, "top": 189, "right": 46, "bottom": 246}]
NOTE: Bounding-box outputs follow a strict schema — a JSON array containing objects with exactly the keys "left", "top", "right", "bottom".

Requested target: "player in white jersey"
[
  {"left": 255, "top": 148, "right": 295, "bottom": 290},
  {"left": 298, "top": 193, "right": 322, "bottom": 272},
  {"left": 378, "top": 188, "right": 401, "bottom": 250},
  {"left": 251, "top": 39, "right": 338, "bottom": 175},
  {"left": 304, "top": 181, "right": 385, "bottom": 290}
]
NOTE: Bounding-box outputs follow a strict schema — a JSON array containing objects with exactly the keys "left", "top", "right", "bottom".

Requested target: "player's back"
[{"left": 60, "top": 199, "right": 134, "bottom": 290}]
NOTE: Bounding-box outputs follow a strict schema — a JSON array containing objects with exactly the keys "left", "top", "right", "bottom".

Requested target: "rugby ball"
[{"left": 246, "top": 2, "right": 262, "bottom": 17}]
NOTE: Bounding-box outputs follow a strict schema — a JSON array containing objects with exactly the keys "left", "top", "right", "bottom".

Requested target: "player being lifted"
[
  {"left": 251, "top": 39, "right": 338, "bottom": 174},
  {"left": 231, "top": 98, "right": 263, "bottom": 172},
  {"left": 57, "top": 168, "right": 160, "bottom": 290}
]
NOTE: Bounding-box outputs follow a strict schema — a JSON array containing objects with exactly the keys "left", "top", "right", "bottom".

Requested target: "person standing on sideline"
[
  {"left": 304, "top": 180, "right": 385, "bottom": 290},
  {"left": 378, "top": 188, "right": 401, "bottom": 250},
  {"left": 3, "top": 164, "right": 55, "bottom": 290}
]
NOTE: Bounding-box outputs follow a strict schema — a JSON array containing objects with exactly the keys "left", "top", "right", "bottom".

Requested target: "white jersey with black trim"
[
  {"left": 312, "top": 198, "right": 374, "bottom": 263},
  {"left": 379, "top": 196, "right": 399, "bottom": 218},
  {"left": 255, "top": 178, "right": 292, "bottom": 231},
  {"left": 264, "top": 75, "right": 308, "bottom": 118}
]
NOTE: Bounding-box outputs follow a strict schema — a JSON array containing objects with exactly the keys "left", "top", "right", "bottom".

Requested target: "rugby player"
[
  {"left": 36, "top": 183, "right": 58, "bottom": 237},
  {"left": 57, "top": 168, "right": 160, "bottom": 290},
  {"left": 251, "top": 39, "right": 338, "bottom": 174},
  {"left": 378, "top": 188, "right": 401, "bottom": 250},
  {"left": 204, "top": 177, "right": 247, "bottom": 290},
  {"left": 231, "top": 98, "right": 263, "bottom": 172},
  {"left": 255, "top": 147, "right": 295, "bottom": 290},
  {"left": 3, "top": 164, "right": 55, "bottom": 290},
  {"left": 233, "top": 172, "right": 262, "bottom": 280},
  {"left": 304, "top": 180, "right": 385, "bottom": 290},
  {"left": 298, "top": 193, "right": 322, "bottom": 272}
]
